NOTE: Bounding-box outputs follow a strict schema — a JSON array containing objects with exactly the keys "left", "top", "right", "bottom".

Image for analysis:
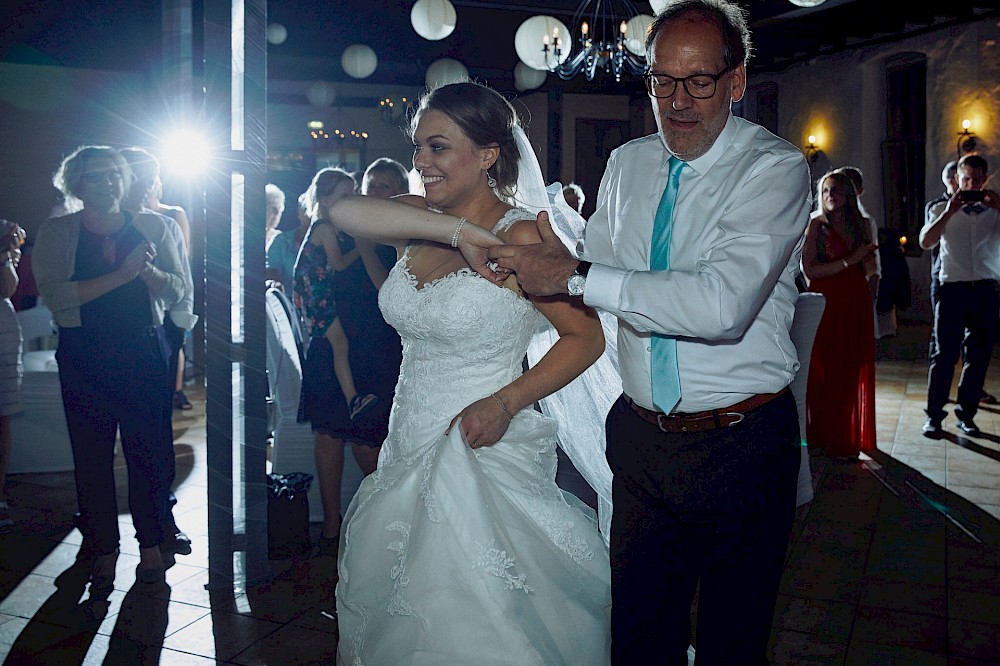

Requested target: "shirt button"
[{"left": 647, "top": 346, "right": 652, "bottom": 352}]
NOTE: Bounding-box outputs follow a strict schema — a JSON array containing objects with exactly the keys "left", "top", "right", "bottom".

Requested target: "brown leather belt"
[{"left": 626, "top": 388, "right": 788, "bottom": 434}]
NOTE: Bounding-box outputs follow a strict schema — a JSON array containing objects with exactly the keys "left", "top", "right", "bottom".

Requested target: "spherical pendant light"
[
  {"left": 515, "top": 15, "right": 570, "bottom": 71},
  {"left": 514, "top": 62, "right": 546, "bottom": 92},
  {"left": 624, "top": 14, "right": 655, "bottom": 56},
  {"left": 425, "top": 58, "right": 468, "bottom": 89},
  {"left": 341, "top": 44, "right": 378, "bottom": 79},
  {"left": 411, "top": 0, "right": 457, "bottom": 41},
  {"left": 787, "top": 0, "right": 828, "bottom": 6},
  {"left": 266, "top": 23, "right": 287, "bottom": 46},
  {"left": 306, "top": 81, "right": 336, "bottom": 108},
  {"left": 649, "top": 0, "right": 668, "bottom": 13}
]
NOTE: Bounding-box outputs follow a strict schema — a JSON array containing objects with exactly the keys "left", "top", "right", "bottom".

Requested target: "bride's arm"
[
  {"left": 455, "top": 219, "right": 605, "bottom": 449},
  {"left": 326, "top": 195, "right": 508, "bottom": 283}
]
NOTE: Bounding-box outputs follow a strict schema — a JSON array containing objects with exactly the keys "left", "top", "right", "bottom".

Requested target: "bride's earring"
[{"left": 486, "top": 170, "right": 497, "bottom": 189}]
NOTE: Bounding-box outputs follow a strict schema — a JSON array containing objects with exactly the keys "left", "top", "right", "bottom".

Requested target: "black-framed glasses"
[
  {"left": 644, "top": 65, "right": 734, "bottom": 99},
  {"left": 80, "top": 171, "right": 124, "bottom": 185}
]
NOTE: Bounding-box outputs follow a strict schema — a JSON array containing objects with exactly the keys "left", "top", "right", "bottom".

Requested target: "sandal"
[
  {"left": 173, "top": 390, "right": 193, "bottom": 410},
  {"left": 348, "top": 393, "right": 378, "bottom": 421},
  {"left": 0, "top": 501, "right": 13, "bottom": 535}
]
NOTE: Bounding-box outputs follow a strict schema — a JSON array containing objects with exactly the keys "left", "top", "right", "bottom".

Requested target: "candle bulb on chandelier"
[
  {"left": 582, "top": 22, "right": 589, "bottom": 36},
  {"left": 620, "top": 20, "right": 627, "bottom": 35}
]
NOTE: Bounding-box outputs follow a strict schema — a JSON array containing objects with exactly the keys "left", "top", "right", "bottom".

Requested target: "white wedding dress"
[{"left": 337, "top": 209, "right": 612, "bottom": 665}]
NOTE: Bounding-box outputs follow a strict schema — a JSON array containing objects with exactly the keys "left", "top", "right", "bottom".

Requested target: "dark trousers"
[
  {"left": 606, "top": 391, "right": 800, "bottom": 665},
  {"left": 162, "top": 318, "right": 185, "bottom": 528},
  {"left": 927, "top": 280, "right": 1000, "bottom": 421},
  {"left": 58, "top": 326, "right": 172, "bottom": 553}
]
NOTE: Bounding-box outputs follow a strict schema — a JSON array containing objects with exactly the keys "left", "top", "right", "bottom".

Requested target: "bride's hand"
[
  {"left": 456, "top": 223, "right": 510, "bottom": 285},
  {"left": 447, "top": 397, "right": 512, "bottom": 449}
]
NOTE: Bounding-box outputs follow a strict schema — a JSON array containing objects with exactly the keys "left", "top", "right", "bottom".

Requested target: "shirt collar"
[{"left": 660, "top": 113, "right": 736, "bottom": 177}]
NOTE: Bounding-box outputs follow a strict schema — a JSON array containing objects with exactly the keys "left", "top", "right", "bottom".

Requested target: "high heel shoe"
[{"left": 89, "top": 549, "right": 119, "bottom": 599}]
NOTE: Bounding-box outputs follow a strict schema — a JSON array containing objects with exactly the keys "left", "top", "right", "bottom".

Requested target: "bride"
[{"left": 328, "top": 82, "right": 612, "bottom": 665}]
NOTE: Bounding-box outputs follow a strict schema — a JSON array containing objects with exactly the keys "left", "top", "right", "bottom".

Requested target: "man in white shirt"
[
  {"left": 919, "top": 154, "right": 1000, "bottom": 437},
  {"left": 489, "top": 1, "right": 810, "bottom": 662}
]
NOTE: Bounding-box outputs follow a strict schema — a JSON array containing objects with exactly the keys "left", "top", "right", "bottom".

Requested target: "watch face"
[{"left": 567, "top": 274, "right": 586, "bottom": 296}]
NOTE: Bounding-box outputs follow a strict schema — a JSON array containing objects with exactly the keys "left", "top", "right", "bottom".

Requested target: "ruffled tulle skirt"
[{"left": 336, "top": 410, "right": 611, "bottom": 665}]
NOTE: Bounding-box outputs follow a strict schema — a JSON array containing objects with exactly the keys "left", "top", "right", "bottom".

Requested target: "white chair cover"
[
  {"left": 789, "top": 292, "right": 827, "bottom": 506},
  {"left": 9, "top": 299, "right": 74, "bottom": 473},
  {"left": 265, "top": 288, "right": 364, "bottom": 521}
]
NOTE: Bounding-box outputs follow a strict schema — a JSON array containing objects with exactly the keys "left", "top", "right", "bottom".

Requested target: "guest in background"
[
  {"left": 923, "top": 161, "right": 995, "bottom": 404},
  {"left": 875, "top": 228, "right": 911, "bottom": 341},
  {"left": 562, "top": 182, "right": 585, "bottom": 214},
  {"left": 120, "top": 146, "right": 198, "bottom": 556},
  {"left": 118, "top": 149, "right": 194, "bottom": 411},
  {"left": 919, "top": 154, "right": 1000, "bottom": 437},
  {"left": 35, "top": 145, "right": 188, "bottom": 592},
  {"left": 834, "top": 167, "right": 882, "bottom": 318},
  {"left": 294, "top": 167, "right": 380, "bottom": 557},
  {"left": 264, "top": 183, "right": 285, "bottom": 252},
  {"left": 266, "top": 191, "right": 310, "bottom": 295},
  {"left": 0, "top": 220, "right": 25, "bottom": 535},
  {"left": 802, "top": 170, "right": 878, "bottom": 459}
]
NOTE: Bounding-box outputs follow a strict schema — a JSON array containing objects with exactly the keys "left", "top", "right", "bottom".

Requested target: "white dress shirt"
[
  {"left": 582, "top": 114, "right": 812, "bottom": 412},
  {"left": 923, "top": 201, "right": 1000, "bottom": 283}
]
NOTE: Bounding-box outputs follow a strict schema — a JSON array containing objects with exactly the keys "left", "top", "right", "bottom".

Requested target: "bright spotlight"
[{"left": 161, "top": 129, "right": 211, "bottom": 177}]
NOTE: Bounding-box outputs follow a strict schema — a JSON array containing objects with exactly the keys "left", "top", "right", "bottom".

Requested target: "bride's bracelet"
[
  {"left": 491, "top": 392, "right": 514, "bottom": 423},
  {"left": 450, "top": 217, "right": 468, "bottom": 248}
]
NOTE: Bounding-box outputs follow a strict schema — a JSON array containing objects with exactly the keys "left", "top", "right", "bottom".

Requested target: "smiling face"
[
  {"left": 648, "top": 13, "right": 745, "bottom": 161},
  {"left": 412, "top": 109, "right": 496, "bottom": 212},
  {"left": 77, "top": 156, "right": 126, "bottom": 212}
]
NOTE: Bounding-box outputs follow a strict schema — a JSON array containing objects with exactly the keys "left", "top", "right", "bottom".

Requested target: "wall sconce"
[
  {"left": 805, "top": 135, "right": 821, "bottom": 163},
  {"left": 958, "top": 119, "right": 977, "bottom": 157}
]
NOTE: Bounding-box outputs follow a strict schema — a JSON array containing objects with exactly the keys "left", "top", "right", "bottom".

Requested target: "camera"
[{"left": 959, "top": 190, "right": 985, "bottom": 203}]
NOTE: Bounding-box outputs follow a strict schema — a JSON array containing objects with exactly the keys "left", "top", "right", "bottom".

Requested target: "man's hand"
[
  {"left": 983, "top": 189, "right": 1000, "bottom": 212},
  {"left": 456, "top": 222, "right": 509, "bottom": 285},
  {"left": 488, "top": 211, "right": 579, "bottom": 296}
]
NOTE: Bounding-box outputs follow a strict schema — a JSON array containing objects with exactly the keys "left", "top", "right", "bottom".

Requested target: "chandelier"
[{"left": 538, "top": 1, "right": 650, "bottom": 82}]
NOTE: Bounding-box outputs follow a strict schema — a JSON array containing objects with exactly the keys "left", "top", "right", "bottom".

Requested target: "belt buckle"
[
  {"left": 655, "top": 413, "right": 673, "bottom": 433},
  {"left": 723, "top": 412, "right": 745, "bottom": 427}
]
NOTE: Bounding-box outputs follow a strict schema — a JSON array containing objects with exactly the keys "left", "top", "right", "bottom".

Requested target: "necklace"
[{"left": 82, "top": 211, "right": 130, "bottom": 265}]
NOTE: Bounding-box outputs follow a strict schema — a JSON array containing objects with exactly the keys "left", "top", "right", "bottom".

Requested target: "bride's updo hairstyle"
[{"left": 411, "top": 82, "right": 520, "bottom": 199}]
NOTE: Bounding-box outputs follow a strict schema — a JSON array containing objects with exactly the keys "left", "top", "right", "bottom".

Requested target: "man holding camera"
[{"left": 919, "top": 154, "right": 1000, "bottom": 437}]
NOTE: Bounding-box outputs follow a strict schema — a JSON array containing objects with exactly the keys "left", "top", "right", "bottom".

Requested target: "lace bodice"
[{"left": 378, "top": 209, "right": 541, "bottom": 448}]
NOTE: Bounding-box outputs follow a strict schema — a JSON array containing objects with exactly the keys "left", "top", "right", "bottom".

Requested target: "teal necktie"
[{"left": 650, "top": 156, "right": 686, "bottom": 414}]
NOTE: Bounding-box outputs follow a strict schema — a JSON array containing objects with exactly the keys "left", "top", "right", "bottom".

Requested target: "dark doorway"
[
  {"left": 574, "top": 118, "right": 630, "bottom": 219},
  {"left": 882, "top": 52, "right": 927, "bottom": 253}
]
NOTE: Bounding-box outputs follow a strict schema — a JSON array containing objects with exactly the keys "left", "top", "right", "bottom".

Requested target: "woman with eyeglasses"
[{"left": 33, "top": 145, "right": 189, "bottom": 594}]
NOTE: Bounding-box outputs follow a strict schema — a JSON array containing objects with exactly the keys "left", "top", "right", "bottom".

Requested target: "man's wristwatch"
[{"left": 567, "top": 260, "right": 592, "bottom": 297}]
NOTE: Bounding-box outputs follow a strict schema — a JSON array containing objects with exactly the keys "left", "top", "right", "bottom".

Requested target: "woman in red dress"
[{"left": 802, "top": 170, "right": 879, "bottom": 459}]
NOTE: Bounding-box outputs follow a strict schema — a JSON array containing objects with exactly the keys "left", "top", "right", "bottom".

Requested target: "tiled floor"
[{"left": 2, "top": 320, "right": 1000, "bottom": 664}]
